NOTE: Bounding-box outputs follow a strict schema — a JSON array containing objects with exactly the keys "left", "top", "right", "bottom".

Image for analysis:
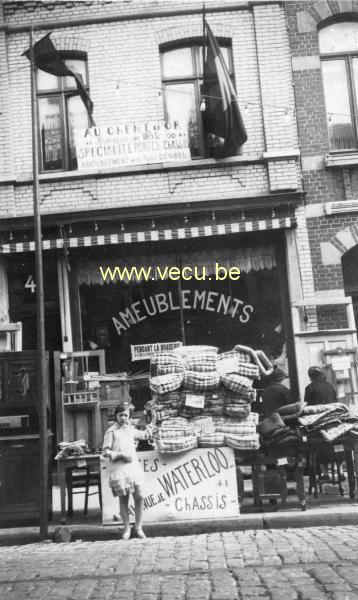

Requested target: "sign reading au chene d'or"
[{"left": 74, "top": 121, "right": 190, "bottom": 170}]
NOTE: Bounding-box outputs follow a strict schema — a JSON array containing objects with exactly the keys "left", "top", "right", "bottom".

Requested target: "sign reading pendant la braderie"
[{"left": 74, "top": 121, "right": 191, "bottom": 169}]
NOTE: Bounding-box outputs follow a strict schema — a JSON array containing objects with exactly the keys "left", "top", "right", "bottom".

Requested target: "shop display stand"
[{"left": 54, "top": 351, "right": 132, "bottom": 520}]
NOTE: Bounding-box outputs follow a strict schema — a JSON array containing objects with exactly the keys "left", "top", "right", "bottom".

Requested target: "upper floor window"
[
  {"left": 320, "top": 22, "right": 358, "bottom": 152},
  {"left": 37, "top": 56, "right": 90, "bottom": 171},
  {"left": 160, "top": 42, "right": 233, "bottom": 158}
]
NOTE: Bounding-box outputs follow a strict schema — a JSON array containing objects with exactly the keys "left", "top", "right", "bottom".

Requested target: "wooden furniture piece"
[
  {"left": 0, "top": 434, "right": 53, "bottom": 524},
  {"left": 56, "top": 453, "right": 100, "bottom": 524},
  {"left": 0, "top": 322, "right": 22, "bottom": 351},
  {"left": 54, "top": 350, "right": 131, "bottom": 518},
  {"left": 0, "top": 350, "right": 52, "bottom": 524},
  {"left": 54, "top": 350, "right": 131, "bottom": 449},
  {"left": 251, "top": 454, "right": 305, "bottom": 511},
  {"left": 307, "top": 436, "right": 356, "bottom": 499},
  {"left": 66, "top": 466, "right": 102, "bottom": 516},
  {"left": 236, "top": 437, "right": 358, "bottom": 512}
]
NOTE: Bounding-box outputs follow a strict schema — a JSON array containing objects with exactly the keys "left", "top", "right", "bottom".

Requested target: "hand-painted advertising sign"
[
  {"left": 100, "top": 447, "right": 239, "bottom": 525},
  {"left": 75, "top": 121, "right": 190, "bottom": 170}
]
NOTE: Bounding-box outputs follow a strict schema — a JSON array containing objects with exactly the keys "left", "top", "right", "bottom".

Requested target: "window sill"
[
  {"left": 14, "top": 154, "right": 264, "bottom": 185},
  {"left": 325, "top": 152, "right": 358, "bottom": 168}
]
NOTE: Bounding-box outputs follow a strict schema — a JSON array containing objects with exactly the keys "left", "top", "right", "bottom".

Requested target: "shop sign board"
[
  {"left": 185, "top": 393, "right": 205, "bottom": 409},
  {"left": 130, "top": 341, "right": 183, "bottom": 361},
  {"left": 331, "top": 356, "right": 351, "bottom": 371},
  {"left": 100, "top": 447, "right": 239, "bottom": 524},
  {"left": 74, "top": 121, "right": 190, "bottom": 170}
]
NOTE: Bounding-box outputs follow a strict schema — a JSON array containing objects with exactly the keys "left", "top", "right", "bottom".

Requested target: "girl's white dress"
[{"left": 102, "top": 423, "right": 148, "bottom": 497}]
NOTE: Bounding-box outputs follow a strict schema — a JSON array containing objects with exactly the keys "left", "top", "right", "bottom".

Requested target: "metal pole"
[{"left": 29, "top": 27, "right": 48, "bottom": 540}]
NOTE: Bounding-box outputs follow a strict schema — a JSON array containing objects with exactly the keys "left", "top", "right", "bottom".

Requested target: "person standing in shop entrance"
[
  {"left": 102, "top": 402, "right": 152, "bottom": 540},
  {"left": 304, "top": 366, "right": 345, "bottom": 482},
  {"left": 262, "top": 367, "right": 294, "bottom": 417},
  {"left": 304, "top": 366, "right": 337, "bottom": 406}
]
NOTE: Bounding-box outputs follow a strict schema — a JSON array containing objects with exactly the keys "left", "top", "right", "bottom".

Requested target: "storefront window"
[
  {"left": 80, "top": 264, "right": 284, "bottom": 376},
  {"left": 37, "top": 56, "right": 90, "bottom": 171}
]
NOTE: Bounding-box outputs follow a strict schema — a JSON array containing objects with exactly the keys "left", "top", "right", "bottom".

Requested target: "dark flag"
[
  {"left": 23, "top": 33, "right": 95, "bottom": 127},
  {"left": 202, "top": 20, "right": 247, "bottom": 157}
]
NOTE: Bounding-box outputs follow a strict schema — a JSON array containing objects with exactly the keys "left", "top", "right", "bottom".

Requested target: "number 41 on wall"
[{"left": 25, "top": 275, "right": 36, "bottom": 294}]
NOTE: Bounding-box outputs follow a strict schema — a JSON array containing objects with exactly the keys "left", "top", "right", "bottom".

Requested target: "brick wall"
[
  {"left": 304, "top": 214, "right": 358, "bottom": 290},
  {"left": 287, "top": 0, "right": 358, "bottom": 303},
  {"left": 0, "top": 0, "right": 301, "bottom": 220}
]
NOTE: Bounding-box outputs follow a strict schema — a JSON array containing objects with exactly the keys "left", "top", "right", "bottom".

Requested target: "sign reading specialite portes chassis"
[
  {"left": 100, "top": 447, "right": 239, "bottom": 524},
  {"left": 74, "top": 121, "right": 190, "bottom": 170}
]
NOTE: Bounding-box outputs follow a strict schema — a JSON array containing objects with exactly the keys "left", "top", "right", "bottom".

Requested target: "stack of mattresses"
[
  {"left": 148, "top": 345, "right": 272, "bottom": 452},
  {"left": 148, "top": 353, "right": 184, "bottom": 424},
  {"left": 152, "top": 416, "right": 197, "bottom": 454}
]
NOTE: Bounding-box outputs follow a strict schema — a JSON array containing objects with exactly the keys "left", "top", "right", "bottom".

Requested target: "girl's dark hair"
[{"left": 114, "top": 402, "right": 134, "bottom": 416}]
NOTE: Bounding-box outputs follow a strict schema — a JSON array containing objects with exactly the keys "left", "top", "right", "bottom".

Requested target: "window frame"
[
  {"left": 321, "top": 47, "right": 358, "bottom": 153},
  {"left": 36, "top": 51, "right": 90, "bottom": 173},
  {"left": 160, "top": 39, "right": 235, "bottom": 159}
]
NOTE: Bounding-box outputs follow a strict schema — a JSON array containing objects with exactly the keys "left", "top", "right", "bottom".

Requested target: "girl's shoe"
[
  {"left": 122, "top": 528, "right": 131, "bottom": 540},
  {"left": 135, "top": 528, "right": 146, "bottom": 539}
]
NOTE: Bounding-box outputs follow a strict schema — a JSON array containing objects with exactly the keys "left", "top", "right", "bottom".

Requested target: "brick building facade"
[
  {"left": 2, "top": 0, "right": 350, "bottom": 404},
  {"left": 286, "top": 0, "right": 358, "bottom": 402}
]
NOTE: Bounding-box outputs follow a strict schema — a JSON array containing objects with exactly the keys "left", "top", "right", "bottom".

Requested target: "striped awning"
[{"left": 0, "top": 216, "right": 296, "bottom": 254}]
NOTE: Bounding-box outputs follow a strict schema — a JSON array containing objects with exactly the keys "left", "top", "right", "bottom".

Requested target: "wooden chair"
[{"left": 66, "top": 467, "right": 102, "bottom": 516}]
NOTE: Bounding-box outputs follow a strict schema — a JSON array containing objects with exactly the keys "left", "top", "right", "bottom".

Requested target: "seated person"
[
  {"left": 304, "top": 366, "right": 345, "bottom": 482},
  {"left": 262, "top": 367, "right": 293, "bottom": 418}
]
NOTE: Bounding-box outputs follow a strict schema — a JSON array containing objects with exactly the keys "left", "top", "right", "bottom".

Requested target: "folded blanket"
[
  {"left": 154, "top": 408, "right": 180, "bottom": 421},
  {"left": 217, "top": 357, "right": 259, "bottom": 378},
  {"left": 215, "top": 422, "right": 257, "bottom": 435},
  {"left": 225, "top": 404, "right": 251, "bottom": 418},
  {"left": 277, "top": 401, "right": 306, "bottom": 422},
  {"left": 150, "top": 373, "right": 183, "bottom": 394},
  {"left": 221, "top": 373, "right": 253, "bottom": 394},
  {"left": 184, "top": 353, "right": 218, "bottom": 372},
  {"left": 183, "top": 371, "right": 220, "bottom": 391},
  {"left": 302, "top": 403, "right": 348, "bottom": 416},
  {"left": 154, "top": 435, "right": 198, "bottom": 454},
  {"left": 226, "top": 434, "right": 260, "bottom": 450},
  {"left": 156, "top": 364, "right": 184, "bottom": 375},
  {"left": 202, "top": 406, "right": 225, "bottom": 415},
  {"left": 299, "top": 410, "right": 346, "bottom": 430},
  {"left": 190, "top": 416, "right": 215, "bottom": 435},
  {"left": 151, "top": 352, "right": 184, "bottom": 374},
  {"left": 218, "top": 351, "right": 251, "bottom": 364},
  {"left": 198, "top": 433, "right": 226, "bottom": 447},
  {"left": 154, "top": 426, "right": 195, "bottom": 439},
  {"left": 152, "top": 391, "right": 181, "bottom": 404},
  {"left": 320, "top": 421, "right": 358, "bottom": 442},
  {"left": 154, "top": 401, "right": 182, "bottom": 411}
]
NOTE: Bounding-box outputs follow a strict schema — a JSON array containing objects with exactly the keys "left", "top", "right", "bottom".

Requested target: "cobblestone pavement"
[{"left": 1, "top": 526, "right": 358, "bottom": 599}]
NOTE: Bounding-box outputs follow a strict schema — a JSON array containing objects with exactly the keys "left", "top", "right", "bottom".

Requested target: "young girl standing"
[{"left": 102, "top": 402, "right": 152, "bottom": 539}]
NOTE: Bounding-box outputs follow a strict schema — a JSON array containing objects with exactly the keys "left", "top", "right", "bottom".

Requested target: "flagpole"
[
  {"left": 29, "top": 26, "right": 48, "bottom": 540},
  {"left": 202, "top": 4, "right": 206, "bottom": 68}
]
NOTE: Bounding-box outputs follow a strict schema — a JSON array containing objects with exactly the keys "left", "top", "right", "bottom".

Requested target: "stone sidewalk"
[{"left": 1, "top": 526, "right": 358, "bottom": 599}]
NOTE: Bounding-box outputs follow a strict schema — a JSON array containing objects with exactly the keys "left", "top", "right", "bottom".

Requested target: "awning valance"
[
  {"left": 78, "top": 245, "right": 277, "bottom": 285},
  {"left": 0, "top": 216, "right": 296, "bottom": 255}
]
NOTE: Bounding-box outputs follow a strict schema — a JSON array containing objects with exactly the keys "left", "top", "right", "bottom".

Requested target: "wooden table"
[
  {"left": 235, "top": 436, "right": 358, "bottom": 510},
  {"left": 56, "top": 453, "right": 100, "bottom": 524},
  {"left": 306, "top": 436, "right": 357, "bottom": 499},
  {"left": 235, "top": 449, "right": 306, "bottom": 510}
]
